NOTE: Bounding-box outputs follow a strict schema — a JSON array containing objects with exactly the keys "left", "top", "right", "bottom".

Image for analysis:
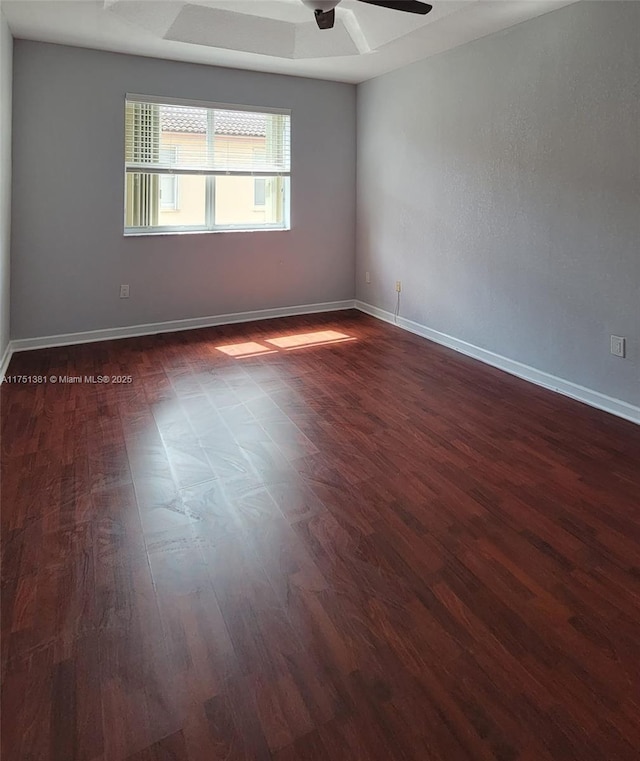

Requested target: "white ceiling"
[{"left": 2, "top": 0, "right": 578, "bottom": 83}]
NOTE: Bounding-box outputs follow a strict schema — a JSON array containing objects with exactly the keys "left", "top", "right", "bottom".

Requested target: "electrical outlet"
[
  {"left": 395, "top": 281, "right": 402, "bottom": 293},
  {"left": 365, "top": 271, "right": 371, "bottom": 284},
  {"left": 119, "top": 284, "right": 130, "bottom": 299},
  {"left": 610, "top": 335, "right": 625, "bottom": 358}
]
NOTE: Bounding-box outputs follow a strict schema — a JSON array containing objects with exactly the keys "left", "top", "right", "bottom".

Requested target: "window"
[
  {"left": 254, "top": 178, "right": 266, "bottom": 207},
  {"left": 159, "top": 147, "right": 179, "bottom": 210},
  {"left": 124, "top": 95, "right": 291, "bottom": 234}
]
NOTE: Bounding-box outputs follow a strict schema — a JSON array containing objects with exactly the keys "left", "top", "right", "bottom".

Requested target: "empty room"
[{"left": 1, "top": 0, "right": 639, "bottom": 759}]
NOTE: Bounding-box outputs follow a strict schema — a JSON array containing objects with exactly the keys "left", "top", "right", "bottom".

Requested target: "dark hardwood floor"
[{"left": 2, "top": 310, "right": 639, "bottom": 760}]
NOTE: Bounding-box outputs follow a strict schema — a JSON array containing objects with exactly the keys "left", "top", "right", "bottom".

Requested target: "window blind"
[{"left": 125, "top": 95, "right": 291, "bottom": 177}]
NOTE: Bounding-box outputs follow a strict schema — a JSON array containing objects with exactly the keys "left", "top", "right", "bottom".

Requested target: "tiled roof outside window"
[{"left": 161, "top": 106, "right": 267, "bottom": 137}]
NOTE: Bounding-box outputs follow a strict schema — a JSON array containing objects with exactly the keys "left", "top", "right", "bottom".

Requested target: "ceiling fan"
[{"left": 301, "top": 0, "right": 433, "bottom": 30}]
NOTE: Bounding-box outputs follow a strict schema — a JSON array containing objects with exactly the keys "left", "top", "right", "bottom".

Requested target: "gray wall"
[
  {"left": 11, "top": 42, "right": 356, "bottom": 339},
  {"left": 357, "top": 1, "right": 639, "bottom": 407},
  {"left": 0, "top": 12, "right": 11, "bottom": 360}
]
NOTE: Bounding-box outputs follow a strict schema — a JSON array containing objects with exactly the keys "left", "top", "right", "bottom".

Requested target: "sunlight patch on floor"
[
  {"left": 215, "top": 341, "right": 278, "bottom": 358},
  {"left": 215, "top": 330, "right": 356, "bottom": 359},
  {"left": 266, "top": 330, "right": 351, "bottom": 349}
]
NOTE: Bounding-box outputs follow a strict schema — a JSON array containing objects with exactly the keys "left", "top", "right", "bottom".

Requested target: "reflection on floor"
[{"left": 217, "top": 329, "right": 356, "bottom": 358}]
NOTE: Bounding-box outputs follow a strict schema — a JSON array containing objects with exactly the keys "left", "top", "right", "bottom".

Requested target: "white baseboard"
[
  {"left": 10, "top": 300, "right": 357, "bottom": 354},
  {"left": 355, "top": 300, "right": 640, "bottom": 426},
  {"left": 7, "top": 298, "right": 638, "bottom": 426},
  {"left": 0, "top": 340, "right": 13, "bottom": 378}
]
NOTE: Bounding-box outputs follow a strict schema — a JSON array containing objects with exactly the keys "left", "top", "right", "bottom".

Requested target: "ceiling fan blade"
[
  {"left": 357, "top": 0, "right": 432, "bottom": 15},
  {"left": 314, "top": 8, "right": 336, "bottom": 29}
]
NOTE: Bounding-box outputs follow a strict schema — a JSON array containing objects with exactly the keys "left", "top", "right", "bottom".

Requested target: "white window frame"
[{"left": 124, "top": 94, "right": 291, "bottom": 236}]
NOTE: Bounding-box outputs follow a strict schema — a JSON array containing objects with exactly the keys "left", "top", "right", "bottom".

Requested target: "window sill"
[{"left": 124, "top": 227, "right": 290, "bottom": 237}]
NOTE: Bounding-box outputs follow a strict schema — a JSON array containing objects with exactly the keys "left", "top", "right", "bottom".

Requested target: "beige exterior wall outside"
[{"left": 157, "top": 131, "right": 282, "bottom": 227}]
